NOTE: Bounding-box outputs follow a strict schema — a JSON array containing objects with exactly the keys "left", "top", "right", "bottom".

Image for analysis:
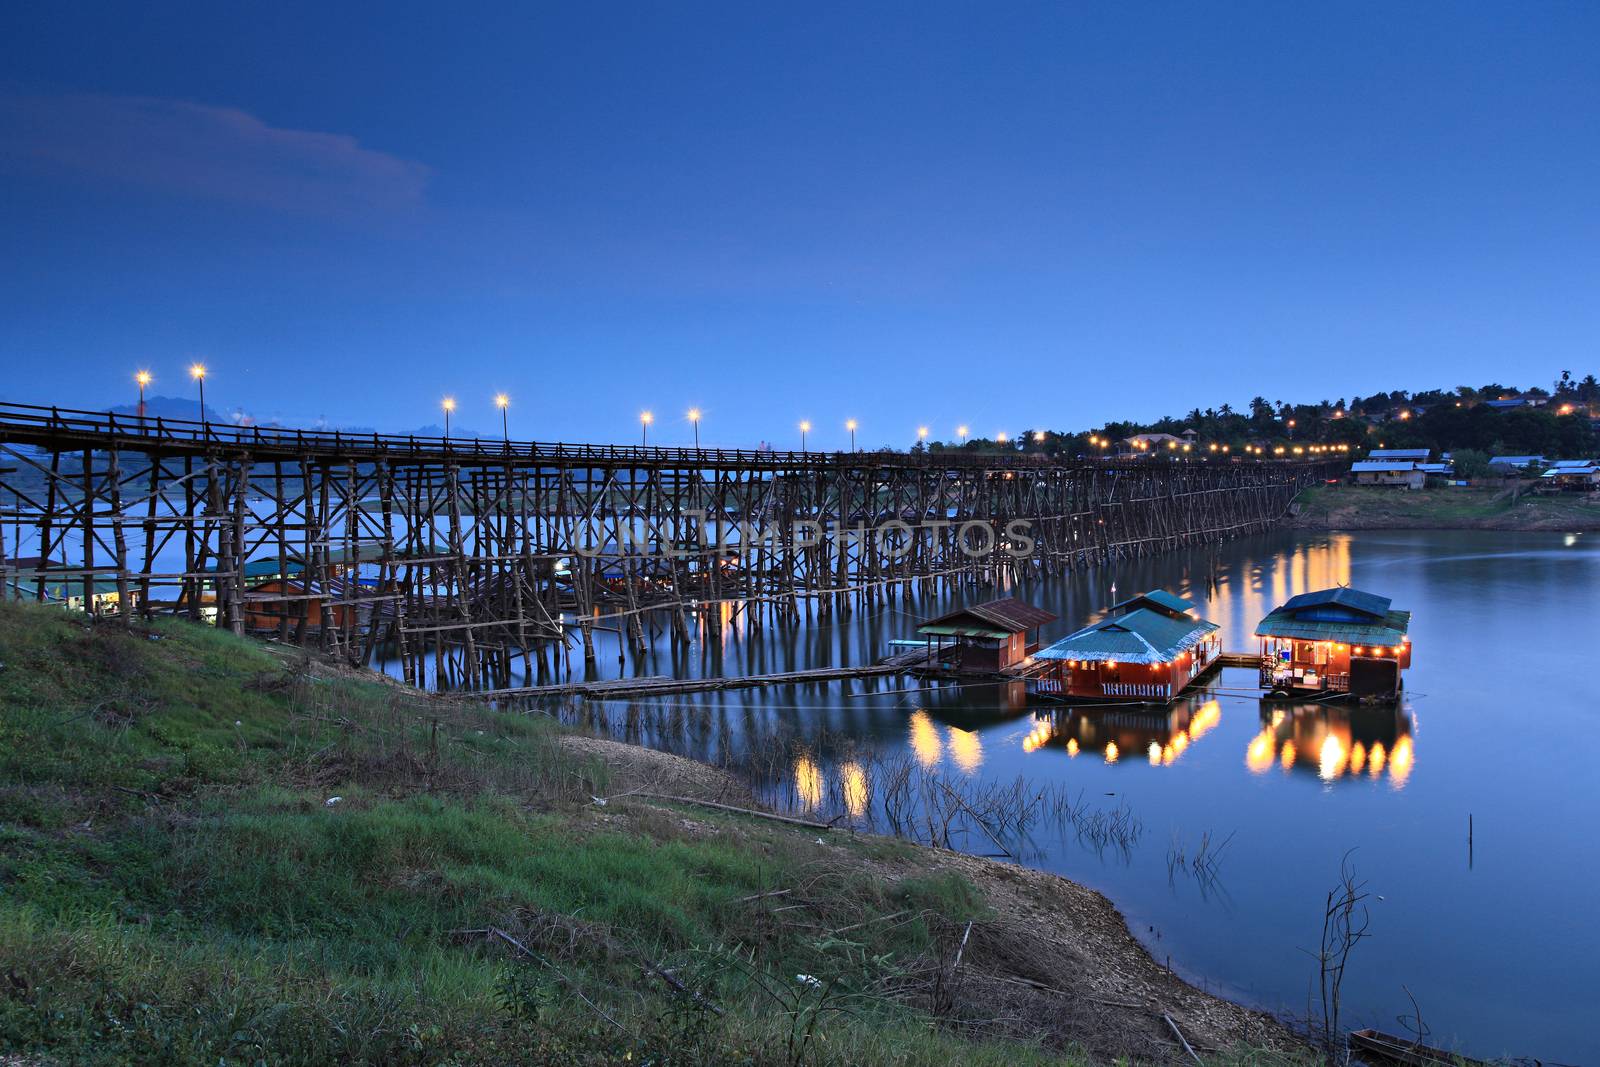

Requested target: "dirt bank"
[{"left": 586, "top": 742, "right": 1302, "bottom": 1063}]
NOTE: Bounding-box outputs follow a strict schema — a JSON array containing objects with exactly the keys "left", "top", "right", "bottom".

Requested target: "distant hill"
[{"left": 98, "top": 397, "right": 488, "bottom": 439}]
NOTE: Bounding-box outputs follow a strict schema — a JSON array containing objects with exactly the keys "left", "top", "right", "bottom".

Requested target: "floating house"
[
  {"left": 915, "top": 596, "right": 1057, "bottom": 674},
  {"left": 242, "top": 578, "right": 357, "bottom": 632},
  {"left": 1031, "top": 590, "right": 1220, "bottom": 703},
  {"left": 1, "top": 556, "right": 139, "bottom": 616},
  {"left": 1255, "top": 587, "right": 1411, "bottom": 700}
]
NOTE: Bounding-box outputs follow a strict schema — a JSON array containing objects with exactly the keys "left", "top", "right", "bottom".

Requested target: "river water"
[{"left": 544, "top": 529, "right": 1599, "bottom": 1062}]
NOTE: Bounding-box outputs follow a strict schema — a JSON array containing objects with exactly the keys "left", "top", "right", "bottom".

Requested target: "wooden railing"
[{"left": 0, "top": 400, "right": 1339, "bottom": 473}]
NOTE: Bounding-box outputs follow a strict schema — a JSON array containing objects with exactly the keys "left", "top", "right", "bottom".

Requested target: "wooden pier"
[{"left": 0, "top": 402, "right": 1336, "bottom": 693}]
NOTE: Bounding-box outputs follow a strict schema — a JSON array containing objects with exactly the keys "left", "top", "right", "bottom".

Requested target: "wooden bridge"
[{"left": 0, "top": 401, "right": 1335, "bottom": 692}]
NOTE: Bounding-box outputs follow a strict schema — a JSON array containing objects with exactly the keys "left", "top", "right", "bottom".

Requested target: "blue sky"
[{"left": 3, "top": 2, "right": 1598, "bottom": 448}]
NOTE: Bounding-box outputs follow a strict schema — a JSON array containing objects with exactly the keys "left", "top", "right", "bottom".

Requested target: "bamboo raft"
[{"left": 475, "top": 662, "right": 910, "bottom": 699}]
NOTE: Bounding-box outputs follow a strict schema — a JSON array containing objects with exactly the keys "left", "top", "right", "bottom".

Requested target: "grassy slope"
[
  {"left": 1291, "top": 484, "right": 1600, "bottom": 529},
  {"left": 0, "top": 600, "right": 1117, "bottom": 1066}
]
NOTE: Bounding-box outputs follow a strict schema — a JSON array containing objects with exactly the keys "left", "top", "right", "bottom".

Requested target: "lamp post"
[
  {"left": 957, "top": 425, "right": 969, "bottom": 445},
  {"left": 495, "top": 394, "right": 510, "bottom": 445},
  {"left": 135, "top": 370, "right": 151, "bottom": 423},
  {"left": 846, "top": 419, "right": 857, "bottom": 452},
  {"left": 799, "top": 420, "right": 811, "bottom": 451},
  {"left": 996, "top": 431, "right": 1009, "bottom": 445},
  {"left": 917, "top": 426, "right": 929, "bottom": 446},
  {"left": 189, "top": 364, "right": 207, "bottom": 430},
  {"left": 442, "top": 396, "right": 455, "bottom": 437},
  {"left": 688, "top": 408, "right": 701, "bottom": 450},
  {"left": 640, "top": 410, "right": 653, "bottom": 446}
]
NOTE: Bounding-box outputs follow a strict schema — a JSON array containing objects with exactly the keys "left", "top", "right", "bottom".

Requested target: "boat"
[{"left": 1348, "top": 1028, "right": 1485, "bottom": 1066}]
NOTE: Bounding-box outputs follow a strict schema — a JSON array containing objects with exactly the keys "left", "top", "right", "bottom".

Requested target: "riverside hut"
[
  {"left": 915, "top": 596, "right": 1057, "bottom": 674},
  {"left": 1255, "top": 587, "right": 1411, "bottom": 700},
  {"left": 1031, "top": 590, "right": 1220, "bottom": 704}
]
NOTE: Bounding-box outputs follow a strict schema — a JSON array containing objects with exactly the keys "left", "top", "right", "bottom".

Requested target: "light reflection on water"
[
  {"left": 544, "top": 529, "right": 1600, "bottom": 1062},
  {"left": 1242, "top": 703, "right": 1415, "bottom": 786}
]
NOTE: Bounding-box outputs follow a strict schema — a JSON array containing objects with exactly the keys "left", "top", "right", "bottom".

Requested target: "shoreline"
[
  {"left": 0, "top": 599, "right": 1307, "bottom": 1065},
  {"left": 1288, "top": 484, "right": 1600, "bottom": 532}
]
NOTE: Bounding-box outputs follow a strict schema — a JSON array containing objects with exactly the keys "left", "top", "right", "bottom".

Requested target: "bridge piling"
[{"left": 0, "top": 401, "right": 1334, "bottom": 693}]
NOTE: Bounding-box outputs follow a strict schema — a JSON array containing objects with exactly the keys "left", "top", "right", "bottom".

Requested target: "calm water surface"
[{"left": 542, "top": 530, "right": 1598, "bottom": 1062}]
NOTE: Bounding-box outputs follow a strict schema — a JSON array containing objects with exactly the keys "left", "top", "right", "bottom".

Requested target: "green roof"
[
  {"left": 4, "top": 575, "right": 123, "bottom": 599},
  {"left": 1255, "top": 608, "right": 1411, "bottom": 646},
  {"left": 1109, "top": 589, "right": 1197, "bottom": 617},
  {"left": 207, "top": 559, "right": 305, "bottom": 578},
  {"left": 918, "top": 623, "right": 1014, "bottom": 639},
  {"left": 1036, "top": 607, "right": 1219, "bottom": 665}
]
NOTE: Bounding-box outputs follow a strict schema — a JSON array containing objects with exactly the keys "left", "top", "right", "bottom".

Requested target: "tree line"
[{"left": 924, "top": 372, "right": 1599, "bottom": 460}]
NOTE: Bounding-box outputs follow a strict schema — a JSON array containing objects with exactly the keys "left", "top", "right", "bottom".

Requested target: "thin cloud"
[{"left": 0, "top": 93, "right": 431, "bottom": 217}]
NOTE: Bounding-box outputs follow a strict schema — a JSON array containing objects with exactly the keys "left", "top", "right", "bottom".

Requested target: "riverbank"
[
  {"left": 1289, "top": 484, "right": 1600, "bottom": 530},
  {"left": 0, "top": 600, "right": 1304, "bottom": 1065}
]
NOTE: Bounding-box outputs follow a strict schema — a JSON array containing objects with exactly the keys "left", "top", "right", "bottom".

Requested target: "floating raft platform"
[{"left": 473, "top": 662, "right": 909, "bottom": 700}]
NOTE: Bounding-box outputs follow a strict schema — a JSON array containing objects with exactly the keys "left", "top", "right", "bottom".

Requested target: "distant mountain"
[{"left": 108, "top": 395, "right": 226, "bottom": 423}]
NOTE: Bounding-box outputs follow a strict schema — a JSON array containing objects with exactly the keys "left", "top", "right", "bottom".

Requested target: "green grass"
[
  {"left": 1293, "top": 483, "right": 1600, "bottom": 528},
  {"left": 0, "top": 600, "right": 1132, "bottom": 1066}
]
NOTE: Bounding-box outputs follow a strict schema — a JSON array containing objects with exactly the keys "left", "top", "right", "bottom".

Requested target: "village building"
[
  {"left": 1487, "top": 455, "right": 1547, "bottom": 473},
  {"left": 1540, "top": 459, "right": 1600, "bottom": 491},
  {"left": 1118, "top": 432, "right": 1186, "bottom": 456},
  {"left": 1031, "top": 589, "right": 1220, "bottom": 704},
  {"left": 1349, "top": 461, "right": 1424, "bottom": 489},
  {"left": 1366, "top": 448, "right": 1431, "bottom": 462},
  {"left": 1255, "top": 587, "right": 1411, "bottom": 700},
  {"left": 915, "top": 596, "right": 1057, "bottom": 674}
]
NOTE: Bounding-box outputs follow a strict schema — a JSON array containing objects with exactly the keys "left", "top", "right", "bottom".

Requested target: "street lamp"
[
  {"left": 189, "top": 364, "right": 207, "bottom": 428},
  {"left": 494, "top": 393, "right": 510, "bottom": 444},
  {"left": 957, "top": 425, "right": 969, "bottom": 445},
  {"left": 442, "top": 396, "right": 456, "bottom": 437},
  {"left": 640, "top": 410, "right": 653, "bottom": 446},
  {"left": 799, "top": 420, "right": 811, "bottom": 451},
  {"left": 846, "top": 418, "right": 857, "bottom": 452},
  {"left": 135, "top": 370, "right": 151, "bottom": 421},
  {"left": 996, "top": 431, "right": 1008, "bottom": 444},
  {"left": 917, "top": 426, "right": 929, "bottom": 445},
  {"left": 688, "top": 408, "right": 701, "bottom": 449}
]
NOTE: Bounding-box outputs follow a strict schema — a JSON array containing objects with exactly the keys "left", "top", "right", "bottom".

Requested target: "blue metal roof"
[{"left": 1278, "top": 587, "right": 1391, "bottom": 620}]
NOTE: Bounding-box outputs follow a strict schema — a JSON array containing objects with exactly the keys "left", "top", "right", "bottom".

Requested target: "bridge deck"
[{"left": 0, "top": 401, "right": 1112, "bottom": 470}]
